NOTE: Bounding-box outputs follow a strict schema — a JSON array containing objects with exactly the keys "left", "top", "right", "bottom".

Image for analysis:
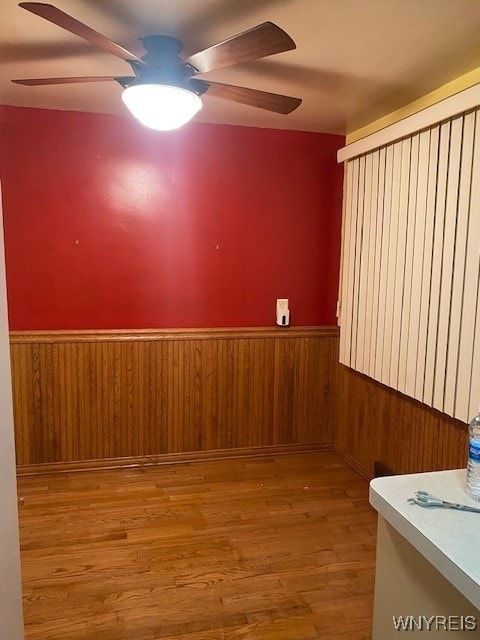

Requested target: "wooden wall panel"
[
  {"left": 335, "top": 364, "right": 468, "bottom": 479},
  {"left": 10, "top": 328, "right": 338, "bottom": 469}
]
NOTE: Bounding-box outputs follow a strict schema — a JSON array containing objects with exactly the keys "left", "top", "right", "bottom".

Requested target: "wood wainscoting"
[
  {"left": 11, "top": 327, "right": 339, "bottom": 472},
  {"left": 335, "top": 365, "right": 469, "bottom": 479}
]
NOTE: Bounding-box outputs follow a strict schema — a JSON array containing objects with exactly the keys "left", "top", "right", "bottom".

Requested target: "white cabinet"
[{"left": 370, "top": 470, "right": 480, "bottom": 638}]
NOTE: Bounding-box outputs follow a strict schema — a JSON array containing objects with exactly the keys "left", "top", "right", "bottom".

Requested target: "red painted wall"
[{"left": 0, "top": 105, "right": 343, "bottom": 330}]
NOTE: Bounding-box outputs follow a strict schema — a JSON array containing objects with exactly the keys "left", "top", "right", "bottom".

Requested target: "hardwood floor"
[{"left": 17, "top": 451, "right": 377, "bottom": 640}]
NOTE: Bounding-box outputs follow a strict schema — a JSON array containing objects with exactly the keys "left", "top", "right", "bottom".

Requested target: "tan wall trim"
[
  {"left": 338, "top": 84, "right": 480, "bottom": 162},
  {"left": 347, "top": 67, "right": 480, "bottom": 144}
]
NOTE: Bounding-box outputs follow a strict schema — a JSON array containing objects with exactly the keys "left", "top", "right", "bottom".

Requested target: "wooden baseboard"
[
  {"left": 16, "top": 442, "right": 334, "bottom": 476},
  {"left": 334, "top": 446, "right": 372, "bottom": 481}
]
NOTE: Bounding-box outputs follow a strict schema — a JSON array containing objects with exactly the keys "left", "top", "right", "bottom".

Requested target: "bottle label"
[{"left": 469, "top": 439, "right": 480, "bottom": 463}]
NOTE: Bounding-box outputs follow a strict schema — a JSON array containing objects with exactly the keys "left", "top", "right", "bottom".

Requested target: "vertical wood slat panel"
[
  {"left": 397, "top": 133, "right": 420, "bottom": 393},
  {"left": 444, "top": 112, "right": 476, "bottom": 417},
  {"left": 368, "top": 147, "right": 387, "bottom": 380},
  {"left": 421, "top": 120, "right": 450, "bottom": 406},
  {"left": 335, "top": 365, "right": 468, "bottom": 480},
  {"left": 10, "top": 344, "right": 30, "bottom": 465},
  {"left": 363, "top": 149, "right": 381, "bottom": 378},
  {"left": 433, "top": 116, "right": 464, "bottom": 412},
  {"left": 414, "top": 125, "right": 440, "bottom": 403},
  {"left": 404, "top": 129, "right": 431, "bottom": 398},
  {"left": 355, "top": 153, "right": 373, "bottom": 374},
  {"left": 339, "top": 106, "right": 480, "bottom": 425},
  {"left": 458, "top": 111, "right": 480, "bottom": 420},
  {"left": 337, "top": 163, "right": 351, "bottom": 365},
  {"left": 466, "top": 117, "right": 480, "bottom": 418},
  {"left": 339, "top": 158, "right": 360, "bottom": 366},
  {"left": 389, "top": 137, "right": 412, "bottom": 389},
  {"left": 10, "top": 328, "right": 338, "bottom": 466},
  {"left": 351, "top": 156, "right": 366, "bottom": 371},
  {"left": 380, "top": 141, "right": 403, "bottom": 386},
  {"left": 374, "top": 144, "right": 395, "bottom": 381}
]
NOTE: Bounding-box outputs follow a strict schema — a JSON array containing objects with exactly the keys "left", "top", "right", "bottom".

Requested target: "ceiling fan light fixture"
[{"left": 121, "top": 84, "right": 202, "bottom": 131}]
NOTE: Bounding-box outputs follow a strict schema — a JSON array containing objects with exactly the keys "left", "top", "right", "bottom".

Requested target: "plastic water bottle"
[{"left": 466, "top": 406, "right": 480, "bottom": 501}]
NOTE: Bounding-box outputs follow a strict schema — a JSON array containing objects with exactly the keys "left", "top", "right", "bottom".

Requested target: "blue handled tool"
[{"left": 408, "top": 490, "right": 480, "bottom": 513}]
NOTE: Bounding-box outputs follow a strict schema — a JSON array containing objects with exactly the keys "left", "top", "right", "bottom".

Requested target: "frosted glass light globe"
[{"left": 122, "top": 84, "right": 202, "bottom": 131}]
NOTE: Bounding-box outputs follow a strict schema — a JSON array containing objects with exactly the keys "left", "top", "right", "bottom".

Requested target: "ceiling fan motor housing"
[{"left": 120, "top": 35, "right": 202, "bottom": 94}]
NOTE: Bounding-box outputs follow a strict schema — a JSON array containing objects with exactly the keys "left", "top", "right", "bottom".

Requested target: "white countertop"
[{"left": 370, "top": 469, "right": 480, "bottom": 609}]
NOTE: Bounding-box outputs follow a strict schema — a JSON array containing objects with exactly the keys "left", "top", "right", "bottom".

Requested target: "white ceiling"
[{"left": 2, "top": 0, "right": 480, "bottom": 135}]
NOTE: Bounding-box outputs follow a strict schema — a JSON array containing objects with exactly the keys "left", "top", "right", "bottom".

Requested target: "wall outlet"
[{"left": 276, "top": 299, "right": 290, "bottom": 327}]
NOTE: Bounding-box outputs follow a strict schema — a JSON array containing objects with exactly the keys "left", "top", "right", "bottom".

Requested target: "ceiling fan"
[{"left": 12, "top": 2, "right": 302, "bottom": 130}]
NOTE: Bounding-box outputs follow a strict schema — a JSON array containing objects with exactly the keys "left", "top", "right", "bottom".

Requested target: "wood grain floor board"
[{"left": 18, "top": 451, "right": 376, "bottom": 640}]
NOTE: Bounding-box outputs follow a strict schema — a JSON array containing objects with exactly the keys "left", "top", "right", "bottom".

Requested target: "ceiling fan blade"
[
  {"left": 19, "top": 3, "right": 145, "bottom": 64},
  {"left": 192, "top": 80, "right": 301, "bottom": 114},
  {"left": 12, "top": 75, "right": 124, "bottom": 85},
  {"left": 185, "top": 22, "right": 295, "bottom": 74}
]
